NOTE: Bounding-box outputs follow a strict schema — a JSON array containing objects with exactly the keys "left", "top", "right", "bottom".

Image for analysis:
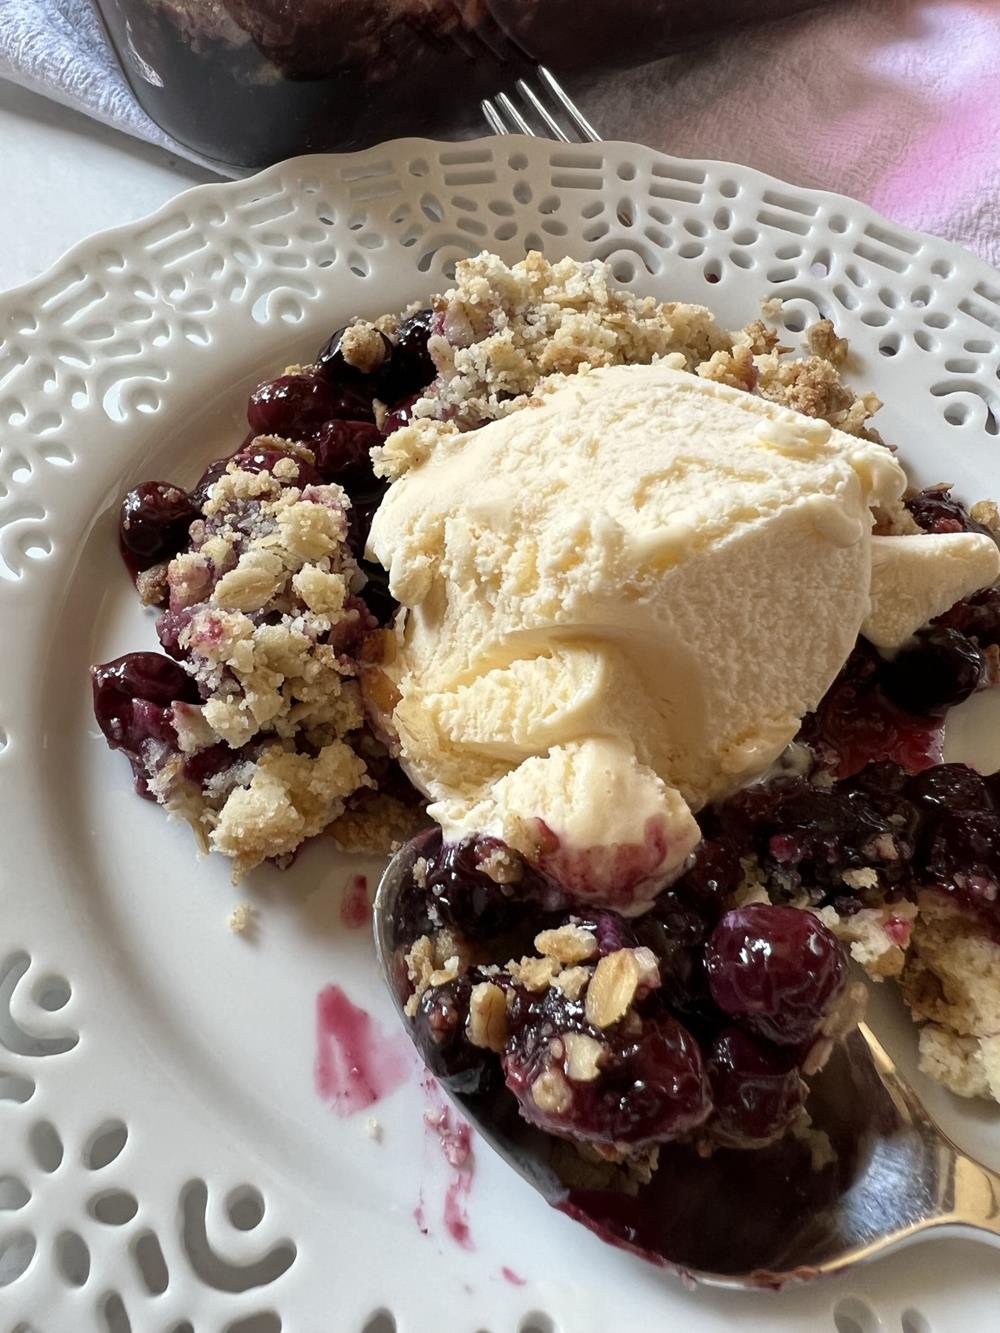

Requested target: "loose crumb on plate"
[{"left": 228, "top": 902, "right": 256, "bottom": 935}]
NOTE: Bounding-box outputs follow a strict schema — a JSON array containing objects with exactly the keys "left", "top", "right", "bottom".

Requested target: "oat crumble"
[{"left": 227, "top": 902, "right": 256, "bottom": 935}]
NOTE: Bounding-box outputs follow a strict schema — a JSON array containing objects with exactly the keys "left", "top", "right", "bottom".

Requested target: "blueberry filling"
[{"left": 95, "top": 313, "right": 441, "bottom": 868}]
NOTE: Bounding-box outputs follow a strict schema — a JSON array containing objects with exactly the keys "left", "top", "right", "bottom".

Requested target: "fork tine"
[
  {"left": 537, "top": 66, "right": 601, "bottom": 142},
  {"left": 480, "top": 97, "right": 509, "bottom": 137},
  {"left": 514, "top": 78, "right": 572, "bottom": 144},
  {"left": 481, "top": 64, "right": 601, "bottom": 143},
  {"left": 496, "top": 91, "right": 536, "bottom": 137}
]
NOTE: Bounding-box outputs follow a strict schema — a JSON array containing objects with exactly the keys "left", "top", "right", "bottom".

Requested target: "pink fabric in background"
[{"left": 582, "top": 0, "right": 1000, "bottom": 265}]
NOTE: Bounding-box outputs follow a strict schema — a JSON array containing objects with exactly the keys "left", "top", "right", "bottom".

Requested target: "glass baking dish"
[{"left": 90, "top": 0, "right": 826, "bottom": 170}]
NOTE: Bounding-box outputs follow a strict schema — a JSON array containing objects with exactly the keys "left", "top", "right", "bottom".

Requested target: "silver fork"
[{"left": 481, "top": 65, "right": 602, "bottom": 143}]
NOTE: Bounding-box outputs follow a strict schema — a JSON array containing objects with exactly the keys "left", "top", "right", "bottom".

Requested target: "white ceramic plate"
[{"left": 4, "top": 136, "right": 1000, "bottom": 1333}]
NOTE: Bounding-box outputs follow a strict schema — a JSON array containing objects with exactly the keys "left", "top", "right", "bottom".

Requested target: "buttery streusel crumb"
[
  {"left": 416, "top": 250, "right": 731, "bottom": 427},
  {"left": 917, "top": 1026, "right": 1000, "bottom": 1100},
  {"left": 136, "top": 451, "right": 379, "bottom": 880},
  {"left": 212, "top": 742, "right": 370, "bottom": 881},
  {"left": 971, "top": 498, "right": 1000, "bottom": 538},
  {"left": 696, "top": 343, "right": 756, "bottom": 392},
  {"left": 807, "top": 319, "right": 849, "bottom": 366},
  {"left": 534, "top": 924, "right": 599, "bottom": 965},
  {"left": 327, "top": 792, "right": 426, "bottom": 856},
  {"left": 816, "top": 901, "right": 918, "bottom": 981},
  {"left": 478, "top": 844, "right": 523, "bottom": 884},
  {"left": 340, "top": 321, "right": 387, "bottom": 374},
  {"left": 136, "top": 562, "right": 169, "bottom": 607},
  {"left": 902, "top": 895, "right": 1000, "bottom": 1037},
  {"left": 403, "top": 935, "right": 435, "bottom": 1015},
  {"left": 467, "top": 980, "right": 508, "bottom": 1051},
  {"left": 228, "top": 902, "right": 256, "bottom": 935},
  {"left": 374, "top": 255, "right": 880, "bottom": 484},
  {"left": 507, "top": 954, "right": 561, "bottom": 993},
  {"left": 755, "top": 350, "right": 880, "bottom": 438},
  {"left": 552, "top": 966, "right": 592, "bottom": 1000}
]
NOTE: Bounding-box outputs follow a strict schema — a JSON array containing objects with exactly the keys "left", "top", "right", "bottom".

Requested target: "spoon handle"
[{"left": 943, "top": 1150, "right": 1000, "bottom": 1241}]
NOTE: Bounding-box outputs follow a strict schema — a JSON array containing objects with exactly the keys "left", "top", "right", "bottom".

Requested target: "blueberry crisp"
[{"left": 94, "top": 252, "right": 1000, "bottom": 1187}]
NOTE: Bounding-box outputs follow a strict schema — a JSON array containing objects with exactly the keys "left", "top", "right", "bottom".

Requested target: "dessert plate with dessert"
[{"left": 5, "top": 137, "right": 1000, "bottom": 1330}]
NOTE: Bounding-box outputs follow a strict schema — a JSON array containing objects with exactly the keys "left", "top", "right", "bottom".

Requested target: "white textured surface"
[
  {"left": 0, "top": 81, "right": 216, "bottom": 291},
  {"left": 3, "top": 136, "right": 1000, "bottom": 1331}
]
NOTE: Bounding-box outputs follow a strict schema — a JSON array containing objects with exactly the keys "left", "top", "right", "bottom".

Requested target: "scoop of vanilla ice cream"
[
  {"left": 863, "top": 532, "right": 999, "bottom": 651},
  {"left": 368, "top": 363, "right": 993, "bottom": 912}
]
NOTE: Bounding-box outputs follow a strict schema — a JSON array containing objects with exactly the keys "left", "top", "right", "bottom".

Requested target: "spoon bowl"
[{"left": 374, "top": 834, "right": 1000, "bottom": 1287}]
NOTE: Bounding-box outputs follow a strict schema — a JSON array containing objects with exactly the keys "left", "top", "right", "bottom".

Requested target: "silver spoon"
[{"left": 374, "top": 835, "right": 1000, "bottom": 1288}]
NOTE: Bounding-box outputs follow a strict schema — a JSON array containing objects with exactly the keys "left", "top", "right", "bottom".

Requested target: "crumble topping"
[
  {"left": 327, "top": 791, "right": 426, "bottom": 856},
  {"left": 115, "top": 448, "right": 384, "bottom": 881},
  {"left": 917, "top": 1025, "right": 1000, "bottom": 1101},
  {"left": 806, "top": 318, "right": 849, "bottom": 366},
  {"left": 372, "top": 250, "right": 880, "bottom": 482},
  {"left": 585, "top": 948, "right": 657, "bottom": 1029},
  {"left": 467, "top": 981, "right": 508, "bottom": 1051},
  {"left": 816, "top": 901, "right": 918, "bottom": 980},
  {"left": 902, "top": 894, "right": 1000, "bottom": 1038},
  {"left": 228, "top": 902, "right": 256, "bottom": 935},
  {"left": 366, "top": 1117, "right": 384, "bottom": 1141},
  {"left": 403, "top": 930, "right": 469, "bottom": 1016},
  {"left": 754, "top": 349, "right": 881, "bottom": 438},
  {"left": 211, "top": 741, "right": 369, "bottom": 879},
  {"left": 534, "top": 924, "right": 599, "bottom": 965},
  {"left": 339, "top": 321, "right": 388, "bottom": 374}
]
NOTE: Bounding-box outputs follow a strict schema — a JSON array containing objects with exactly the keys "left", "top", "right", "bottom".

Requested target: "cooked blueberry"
[
  {"left": 924, "top": 807, "right": 1000, "bottom": 911},
  {"left": 935, "top": 586, "right": 1000, "bottom": 648},
  {"left": 380, "top": 392, "right": 421, "bottom": 437},
  {"left": 311, "top": 419, "right": 380, "bottom": 485},
  {"left": 317, "top": 325, "right": 393, "bottom": 389},
  {"left": 93, "top": 651, "right": 197, "bottom": 714},
  {"left": 798, "top": 639, "right": 943, "bottom": 777},
  {"left": 358, "top": 564, "right": 397, "bottom": 625},
  {"left": 421, "top": 834, "right": 536, "bottom": 941},
  {"left": 705, "top": 905, "right": 846, "bottom": 1047},
  {"left": 706, "top": 1027, "right": 803, "bottom": 1145},
  {"left": 906, "top": 763, "right": 994, "bottom": 813},
  {"left": 906, "top": 486, "right": 992, "bottom": 536},
  {"left": 411, "top": 974, "right": 496, "bottom": 1095},
  {"left": 634, "top": 892, "right": 713, "bottom": 1018},
  {"left": 247, "top": 372, "right": 339, "bottom": 438},
  {"left": 672, "top": 838, "right": 741, "bottom": 917},
  {"left": 190, "top": 455, "right": 236, "bottom": 509},
  {"left": 327, "top": 386, "right": 377, "bottom": 424},
  {"left": 91, "top": 652, "right": 198, "bottom": 769},
  {"left": 232, "top": 444, "right": 322, "bottom": 488},
  {"left": 119, "top": 481, "right": 199, "bottom": 571},
  {"left": 879, "top": 627, "right": 984, "bottom": 715},
  {"left": 503, "top": 986, "right": 710, "bottom": 1146},
  {"left": 347, "top": 492, "right": 385, "bottom": 561},
  {"left": 382, "top": 308, "right": 437, "bottom": 399}
]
